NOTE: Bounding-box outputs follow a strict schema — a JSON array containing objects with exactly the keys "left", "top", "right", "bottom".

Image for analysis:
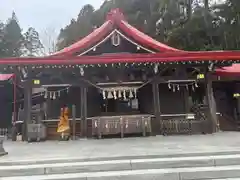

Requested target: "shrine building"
[{"left": 1, "top": 9, "right": 240, "bottom": 140}]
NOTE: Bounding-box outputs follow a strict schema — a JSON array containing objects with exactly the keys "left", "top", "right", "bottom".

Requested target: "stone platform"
[
  {"left": 1, "top": 132, "right": 240, "bottom": 162},
  {"left": 1, "top": 132, "right": 240, "bottom": 179}
]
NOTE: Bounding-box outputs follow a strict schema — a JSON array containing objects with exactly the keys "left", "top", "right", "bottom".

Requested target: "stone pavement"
[
  {"left": 2, "top": 132, "right": 240, "bottom": 180},
  {"left": 1, "top": 132, "right": 240, "bottom": 162}
]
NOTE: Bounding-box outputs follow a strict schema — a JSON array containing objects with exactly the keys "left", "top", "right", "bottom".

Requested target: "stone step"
[
  {"left": 2, "top": 150, "right": 240, "bottom": 166},
  {"left": 2, "top": 165, "right": 240, "bottom": 180},
  {"left": 2, "top": 154, "right": 240, "bottom": 177}
]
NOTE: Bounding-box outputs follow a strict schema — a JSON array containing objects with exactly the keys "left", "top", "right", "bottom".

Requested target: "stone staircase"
[{"left": 2, "top": 152, "right": 240, "bottom": 180}]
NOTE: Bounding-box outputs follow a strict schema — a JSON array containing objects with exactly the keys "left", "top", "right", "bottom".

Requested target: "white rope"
[
  {"left": 115, "top": 30, "right": 155, "bottom": 53},
  {"left": 78, "top": 29, "right": 155, "bottom": 56},
  {"left": 10, "top": 86, "right": 70, "bottom": 104}
]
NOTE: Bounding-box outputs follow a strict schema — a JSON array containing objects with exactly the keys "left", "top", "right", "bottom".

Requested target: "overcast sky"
[{"left": 0, "top": 0, "right": 104, "bottom": 32}]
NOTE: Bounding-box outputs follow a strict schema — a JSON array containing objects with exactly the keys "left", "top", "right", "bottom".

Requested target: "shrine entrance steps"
[{"left": 1, "top": 151, "right": 240, "bottom": 180}]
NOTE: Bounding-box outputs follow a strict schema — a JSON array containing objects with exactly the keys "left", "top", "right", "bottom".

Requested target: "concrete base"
[{"left": 0, "top": 136, "right": 7, "bottom": 157}]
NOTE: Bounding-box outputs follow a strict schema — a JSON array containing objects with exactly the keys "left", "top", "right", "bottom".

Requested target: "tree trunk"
[
  {"left": 187, "top": 0, "right": 193, "bottom": 20},
  {"left": 204, "top": 0, "right": 209, "bottom": 10}
]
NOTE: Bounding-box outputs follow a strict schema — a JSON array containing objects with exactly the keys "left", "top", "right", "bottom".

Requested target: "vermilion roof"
[
  {"left": 215, "top": 64, "right": 240, "bottom": 76},
  {"left": 0, "top": 10, "right": 240, "bottom": 67},
  {"left": 52, "top": 9, "right": 182, "bottom": 57},
  {"left": 0, "top": 74, "right": 14, "bottom": 81},
  {"left": 52, "top": 21, "right": 113, "bottom": 57},
  {"left": 1, "top": 51, "right": 240, "bottom": 65}
]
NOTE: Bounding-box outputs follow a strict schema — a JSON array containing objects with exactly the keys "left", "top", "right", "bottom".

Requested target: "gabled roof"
[
  {"left": 0, "top": 74, "right": 14, "bottom": 81},
  {"left": 215, "top": 64, "right": 240, "bottom": 76},
  {"left": 52, "top": 9, "right": 182, "bottom": 57}
]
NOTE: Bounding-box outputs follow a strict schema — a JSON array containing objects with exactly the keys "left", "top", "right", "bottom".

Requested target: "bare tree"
[{"left": 39, "top": 26, "right": 58, "bottom": 55}]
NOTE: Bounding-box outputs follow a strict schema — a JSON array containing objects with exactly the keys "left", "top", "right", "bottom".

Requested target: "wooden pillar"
[
  {"left": 205, "top": 71, "right": 218, "bottom": 133},
  {"left": 83, "top": 87, "right": 88, "bottom": 136},
  {"left": 72, "top": 105, "right": 76, "bottom": 140},
  {"left": 80, "top": 87, "right": 84, "bottom": 137},
  {"left": 80, "top": 86, "right": 87, "bottom": 137},
  {"left": 183, "top": 89, "right": 190, "bottom": 113},
  {"left": 46, "top": 91, "right": 51, "bottom": 120},
  {"left": 23, "top": 79, "right": 32, "bottom": 141},
  {"left": 152, "top": 82, "right": 162, "bottom": 135}
]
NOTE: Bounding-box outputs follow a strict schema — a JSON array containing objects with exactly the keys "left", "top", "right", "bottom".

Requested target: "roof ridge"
[{"left": 106, "top": 8, "right": 126, "bottom": 22}]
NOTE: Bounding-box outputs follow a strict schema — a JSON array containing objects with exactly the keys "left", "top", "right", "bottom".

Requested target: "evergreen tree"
[
  {"left": 23, "top": 27, "right": 43, "bottom": 57},
  {"left": 2, "top": 12, "right": 23, "bottom": 57},
  {"left": 56, "top": 0, "right": 240, "bottom": 51},
  {"left": 57, "top": 4, "right": 95, "bottom": 50},
  {"left": 0, "top": 22, "right": 5, "bottom": 58}
]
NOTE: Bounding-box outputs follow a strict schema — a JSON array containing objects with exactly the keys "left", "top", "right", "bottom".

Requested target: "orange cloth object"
[{"left": 57, "top": 108, "right": 70, "bottom": 133}]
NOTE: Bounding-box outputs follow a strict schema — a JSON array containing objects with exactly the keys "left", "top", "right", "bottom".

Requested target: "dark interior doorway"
[{"left": 100, "top": 95, "right": 140, "bottom": 116}]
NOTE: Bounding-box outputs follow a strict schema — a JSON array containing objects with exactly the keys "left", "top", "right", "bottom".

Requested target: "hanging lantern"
[
  {"left": 58, "top": 91, "right": 61, "bottom": 97},
  {"left": 123, "top": 90, "right": 127, "bottom": 100},
  {"left": 129, "top": 90, "right": 134, "bottom": 99},
  {"left": 173, "top": 85, "right": 176, "bottom": 92},
  {"left": 107, "top": 91, "right": 113, "bottom": 99},
  {"left": 44, "top": 91, "right": 48, "bottom": 99},
  {"left": 67, "top": 88, "right": 69, "bottom": 93},
  {"left": 113, "top": 90, "right": 117, "bottom": 99},
  {"left": 118, "top": 90, "right": 122, "bottom": 98},
  {"left": 80, "top": 67, "right": 84, "bottom": 76},
  {"left": 186, "top": 84, "right": 189, "bottom": 91},
  {"left": 177, "top": 85, "right": 180, "bottom": 91},
  {"left": 102, "top": 90, "right": 106, "bottom": 99}
]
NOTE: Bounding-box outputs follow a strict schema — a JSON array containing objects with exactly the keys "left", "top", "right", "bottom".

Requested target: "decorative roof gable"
[{"left": 52, "top": 9, "right": 183, "bottom": 57}]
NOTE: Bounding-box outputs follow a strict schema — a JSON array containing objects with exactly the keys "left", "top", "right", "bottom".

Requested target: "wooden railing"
[
  {"left": 160, "top": 114, "right": 206, "bottom": 135},
  {"left": 90, "top": 115, "right": 152, "bottom": 139}
]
